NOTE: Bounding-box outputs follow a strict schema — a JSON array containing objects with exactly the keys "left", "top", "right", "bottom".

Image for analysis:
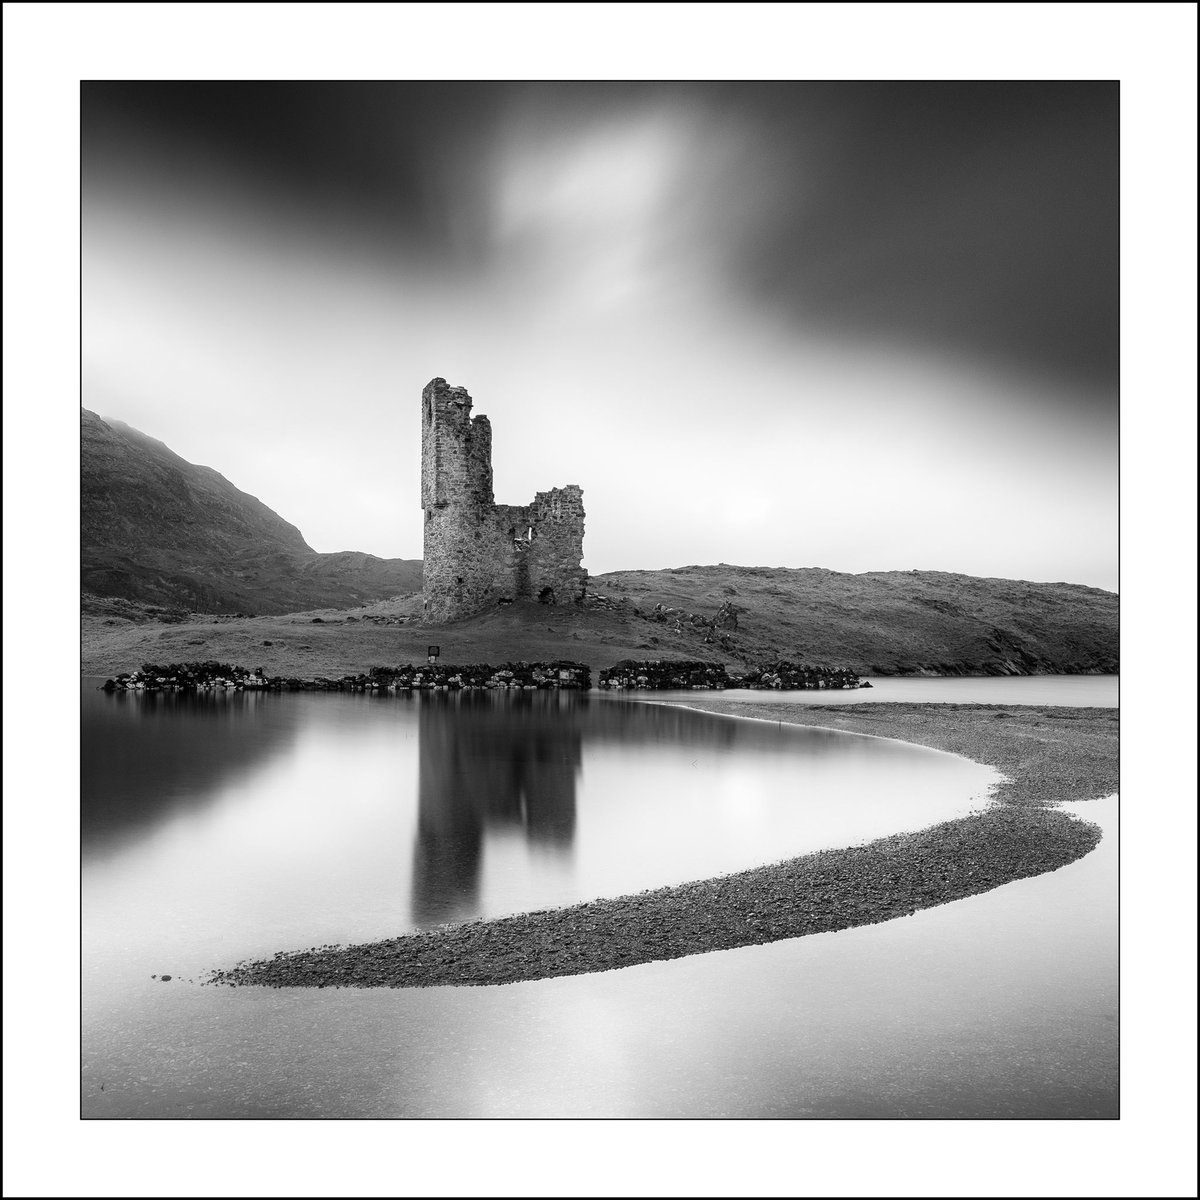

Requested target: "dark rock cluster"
[
  {"left": 101, "top": 659, "right": 591, "bottom": 693},
  {"left": 598, "top": 660, "right": 732, "bottom": 689},
  {"left": 712, "top": 600, "right": 739, "bottom": 630},
  {"left": 101, "top": 661, "right": 260, "bottom": 691},
  {"left": 639, "top": 601, "right": 741, "bottom": 647},
  {"left": 365, "top": 661, "right": 591, "bottom": 690},
  {"left": 598, "top": 659, "right": 865, "bottom": 690},
  {"left": 102, "top": 658, "right": 865, "bottom": 694},
  {"left": 737, "top": 661, "right": 865, "bottom": 690}
]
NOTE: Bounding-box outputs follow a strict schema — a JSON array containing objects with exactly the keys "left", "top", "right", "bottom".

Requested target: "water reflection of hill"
[{"left": 80, "top": 682, "right": 301, "bottom": 851}]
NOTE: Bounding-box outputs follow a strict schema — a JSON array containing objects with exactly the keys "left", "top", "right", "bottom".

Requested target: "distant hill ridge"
[{"left": 81, "top": 409, "right": 422, "bottom": 614}]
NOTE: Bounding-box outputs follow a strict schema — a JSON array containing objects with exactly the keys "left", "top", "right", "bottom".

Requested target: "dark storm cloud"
[
  {"left": 83, "top": 80, "right": 495, "bottom": 263},
  {"left": 82, "top": 80, "right": 1118, "bottom": 587},
  {"left": 721, "top": 82, "right": 1119, "bottom": 395},
  {"left": 83, "top": 81, "right": 1118, "bottom": 393}
]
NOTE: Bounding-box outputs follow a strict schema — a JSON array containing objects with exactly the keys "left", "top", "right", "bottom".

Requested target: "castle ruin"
[{"left": 421, "top": 378, "right": 587, "bottom": 622}]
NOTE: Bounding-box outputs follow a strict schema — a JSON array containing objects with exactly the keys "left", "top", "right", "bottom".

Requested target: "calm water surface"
[
  {"left": 631, "top": 674, "right": 1118, "bottom": 707},
  {"left": 81, "top": 677, "right": 1115, "bottom": 1118}
]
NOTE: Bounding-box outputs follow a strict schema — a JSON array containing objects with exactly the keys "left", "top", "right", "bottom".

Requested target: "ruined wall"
[{"left": 421, "top": 378, "right": 587, "bottom": 622}]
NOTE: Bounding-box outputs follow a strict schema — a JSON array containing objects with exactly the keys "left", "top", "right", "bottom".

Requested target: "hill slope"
[
  {"left": 81, "top": 409, "right": 421, "bottom": 614},
  {"left": 590, "top": 565, "right": 1118, "bottom": 676},
  {"left": 82, "top": 564, "right": 1117, "bottom": 679}
]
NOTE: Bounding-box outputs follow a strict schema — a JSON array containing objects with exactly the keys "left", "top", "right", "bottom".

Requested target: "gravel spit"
[{"left": 207, "top": 702, "right": 1116, "bottom": 989}]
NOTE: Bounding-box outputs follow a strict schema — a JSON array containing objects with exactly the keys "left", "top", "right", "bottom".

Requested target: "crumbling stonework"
[{"left": 422, "top": 378, "right": 586, "bottom": 623}]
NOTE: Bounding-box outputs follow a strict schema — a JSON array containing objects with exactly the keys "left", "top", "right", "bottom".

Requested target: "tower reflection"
[{"left": 411, "top": 691, "right": 582, "bottom": 926}]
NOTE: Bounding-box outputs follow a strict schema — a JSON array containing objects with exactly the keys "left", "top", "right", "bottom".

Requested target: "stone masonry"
[{"left": 421, "top": 378, "right": 587, "bottom": 622}]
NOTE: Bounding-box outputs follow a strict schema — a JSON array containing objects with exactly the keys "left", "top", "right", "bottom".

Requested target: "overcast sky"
[{"left": 82, "top": 80, "right": 1119, "bottom": 590}]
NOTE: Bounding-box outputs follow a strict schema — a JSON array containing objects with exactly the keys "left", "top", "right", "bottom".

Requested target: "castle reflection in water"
[
  {"left": 85, "top": 682, "right": 840, "bottom": 931},
  {"left": 410, "top": 692, "right": 748, "bottom": 926},
  {"left": 412, "top": 692, "right": 583, "bottom": 925}
]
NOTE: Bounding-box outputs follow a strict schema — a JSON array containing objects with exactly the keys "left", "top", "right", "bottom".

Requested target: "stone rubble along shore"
[
  {"left": 101, "top": 659, "right": 591, "bottom": 693},
  {"left": 205, "top": 701, "right": 1117, "bottom": 991},
  {"left": 100, "top": 656, "right": 868, "bottom": 694},
  {"left": 597, "top": 659, "right": 867, "bottom": 690}
]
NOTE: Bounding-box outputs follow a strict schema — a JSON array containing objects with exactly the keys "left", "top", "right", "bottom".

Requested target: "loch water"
[
  {"left": 628, "top": 673, "right": 1119, "bottom": 707},
  {"left": 80, "top": 678, "right": 1117, "bottom": 1118}
]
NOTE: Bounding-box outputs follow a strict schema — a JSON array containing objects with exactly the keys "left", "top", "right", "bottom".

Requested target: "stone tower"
[{"left": 421, "top": 378, "right": 586, "bottom": 623}]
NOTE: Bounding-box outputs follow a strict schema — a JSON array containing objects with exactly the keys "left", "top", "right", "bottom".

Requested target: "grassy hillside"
[
  {"left": 81, "top": 409, "right": 421, "bottom": 614},
  {"left": 82, "top": 561, "right": 1117, "bottom": 679},
  {"left": 592, "top": 565, "right": 1118, "bottom": 676}
]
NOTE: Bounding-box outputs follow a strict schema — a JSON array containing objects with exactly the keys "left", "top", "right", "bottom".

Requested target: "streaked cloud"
[{"left": 82, "top": 82, "right": 1118, "bottom": 590}]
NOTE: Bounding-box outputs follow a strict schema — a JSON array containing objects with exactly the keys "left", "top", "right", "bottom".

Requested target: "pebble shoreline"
[{"left": 206, "top": 701, "right": 1117, "bottom": 990}]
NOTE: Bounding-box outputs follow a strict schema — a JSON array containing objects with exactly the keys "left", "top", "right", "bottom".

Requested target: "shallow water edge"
[{"left": 209, "top": 702, "right": 1116, "bottom": 988}]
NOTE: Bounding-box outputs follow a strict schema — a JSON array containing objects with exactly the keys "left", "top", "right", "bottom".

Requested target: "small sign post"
[{"left": 427, "top": 645, "right": 440, "bottom": 665}]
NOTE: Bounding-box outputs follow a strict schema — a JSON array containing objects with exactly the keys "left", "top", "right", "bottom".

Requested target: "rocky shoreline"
[
  {"left": 206, "top": 701, "right": 1117, "bottom": 990},
  {"left": 100, "top": 659, "right": 593, "bottom": 692},
  {"left": 597, "top": 658, "right": 866, "bottom": 690},
  {"left": 100, "top": 657, "right": 868, "bottom": 694}
]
